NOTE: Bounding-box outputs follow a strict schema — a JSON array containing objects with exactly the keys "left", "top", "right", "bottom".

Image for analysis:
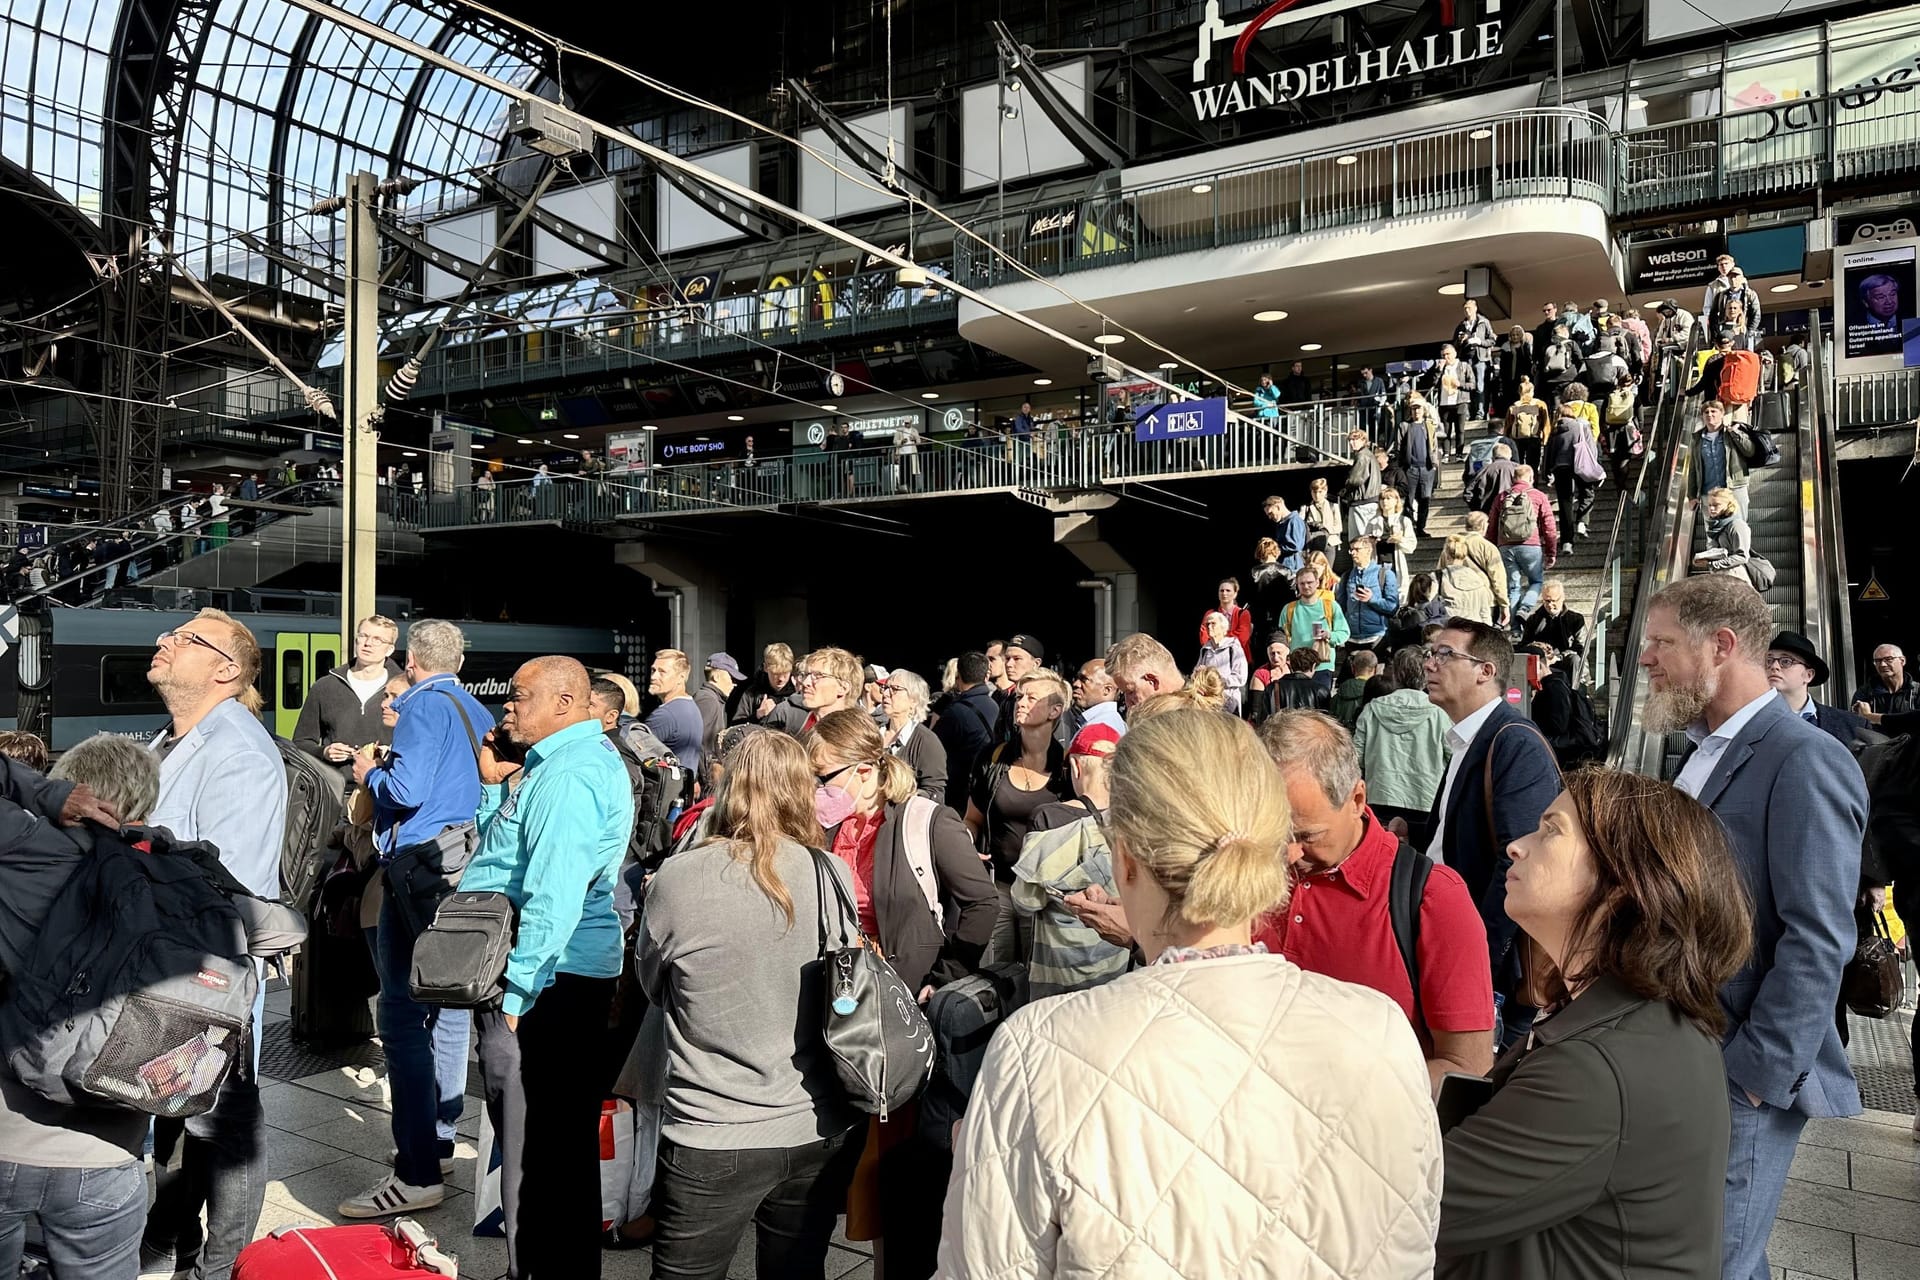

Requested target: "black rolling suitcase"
[{"left": 290, "top": 852, "right": 378, "bottom": 1043}]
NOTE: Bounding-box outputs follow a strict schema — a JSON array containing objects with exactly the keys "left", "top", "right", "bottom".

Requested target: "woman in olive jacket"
[{"left": 1437, "top": 768, "right": 1753, "bottom": 1280}]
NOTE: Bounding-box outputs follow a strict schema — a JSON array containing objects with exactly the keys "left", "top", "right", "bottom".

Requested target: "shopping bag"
[
  {"left": 473, "top": 1107, "right": 505, "bottom": 1239},
  {"left": 597, "top": 1098, "right": 661, "bottom": 1232}
]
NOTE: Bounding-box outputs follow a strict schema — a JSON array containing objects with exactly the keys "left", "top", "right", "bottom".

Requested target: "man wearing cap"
[
  {"left": 994, "top": 634, "right": 1056, "bottom": 744},
  {"left": 1767, "top": 632, "right": 1871, "bottom": 748},
  {"left": 693, "top": 653, "right": 744, "bottom": 778},
  {"left": 861, "top": 664, "right": 891, "bottom": 728}
]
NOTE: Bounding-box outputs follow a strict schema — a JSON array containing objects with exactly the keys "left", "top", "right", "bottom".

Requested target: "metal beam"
[
  {"left": 375, "top": 217, "right": 517, "bottom": 289},
  {"left": 648, "top": 153, "right": 790, "bottom": 243},
  {"left": 235, "top": 234, "right": 406, "bottom": 313},
  {"left": 471, "top": 170, "right": 639, "bottom": 270},
  {"left": 784, "top": 78, "right": 938, "bottom": 205},
  {"left": 991, "top": 22, "right": 1127, "bottom": 171}
]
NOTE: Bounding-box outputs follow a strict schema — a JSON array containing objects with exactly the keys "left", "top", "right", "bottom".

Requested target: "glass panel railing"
[
  {"left": 1606, "top": 338, "right": 1706, "bottom": 775},
  {"left": 1804, "top": 312, "right": 1855, "bottom": 694}
]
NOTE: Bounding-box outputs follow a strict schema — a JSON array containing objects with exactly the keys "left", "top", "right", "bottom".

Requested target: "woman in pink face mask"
[{"left": 804, "top": 709, "right": 997, "bottom": 1000}]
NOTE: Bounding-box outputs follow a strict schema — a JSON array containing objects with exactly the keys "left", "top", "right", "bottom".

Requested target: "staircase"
[
  {"left": 140, "top": 503, "right": 424, "bottom": 591},
  {"left": 1691, "top": 405, "right": 1802, "bottom": 632}
]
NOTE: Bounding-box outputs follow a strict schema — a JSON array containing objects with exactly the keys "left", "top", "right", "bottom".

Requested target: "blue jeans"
[
  {"left": 0, "top": 1160, "right": 144, "bottom": 1279},
  {"left": 1501, "top": 544, "right": 1545, "bottom": 621},
  {"left": 1722, "top": 1082, "right": 1808, "bottom": 1279},
  {"left": 368, "top": 892, "right": 471, "bottom": 1188}
]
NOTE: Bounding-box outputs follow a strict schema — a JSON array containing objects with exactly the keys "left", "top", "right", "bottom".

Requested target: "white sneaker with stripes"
[{"left": 337, "top": 1173, "right": 444, "bottom": 1219}]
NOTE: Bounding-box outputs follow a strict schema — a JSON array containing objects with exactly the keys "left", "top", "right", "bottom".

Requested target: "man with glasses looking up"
[
  {"left": 142, "top": 609, "right": 288, "bottom": 1280},
  {"left": 1420, "top": 618, "right": 1560, "bottom": 1046},
  {"left": 769, "top": 646, "right": 864, "bottom": 737}
]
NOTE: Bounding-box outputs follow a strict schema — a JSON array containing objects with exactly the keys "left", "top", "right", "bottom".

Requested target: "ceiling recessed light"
[
  {"left": 1158, "top": 361, "right": 1178, "bottom": 370},
  {"left": 1033, "top": 377, "right": 1052, "bottom": 386},
  {"left": 470, "top": 443, "right": 485, "bottom": 450},
  {"left": 1628, "top": 96, "right": 1649, "bottom": 110},
  {"left": 1300, "top": 342, "right": 1323, "bottom": 352},
  {"left": 1335, "top": 363, "right": 1351, "bottom": 370},
  {"left": 641, "top": 424, "right": 657, "bottom": 431},
  {"left": 402, "top": 451, "right": 417, "bottom": 458},
  {"left": 516, "top": 437, "right": 532, "bottom": 444},
  {"left": 1769, "top": 283, "right": 1799, "bottom": 293},
  {"left": 1190, "top": 183, "right": 1213, "bottom": 195},
  {"left": 726, "top": 414, "right": 745, "bottom": 421},
  {"left": 820, "top": 404, "right": 837, "bottom": 411},
  {"left": 921, "top": 392, "right": 939, "bottom": 399},
  {"left": 1468, "top": 128, "right": 1492, "bottom": 141},
  {"left": 1253, "top": 309, "right": 1288, "bottom": 322},
  {"left": 1335, "top": 154, "right": 1357, "bottom": 166},
  {"left": 1093, "top": 334, "right": 1125, "bottom": 345},
  {"left": 1183, "top": 306, "right": 1198, "bottom": 313},
  {"left": 695, "top": 436, "right": 709, "bottom": 442},
  {"left": 562, "top": 432, "right": 580, "bottom": 439},
  {"left": 1437, "top": 282, "right": 1467, "bottom": 296}
]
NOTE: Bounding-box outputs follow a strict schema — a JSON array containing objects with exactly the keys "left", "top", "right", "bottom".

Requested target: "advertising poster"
[{"left": 1841, "top": 245, "right": 1915, "bottom": 361}]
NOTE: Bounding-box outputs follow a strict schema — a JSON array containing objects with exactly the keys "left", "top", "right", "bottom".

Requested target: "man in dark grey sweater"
[{"left": 291, "top": 614, "right": 403, "bottom": 781}]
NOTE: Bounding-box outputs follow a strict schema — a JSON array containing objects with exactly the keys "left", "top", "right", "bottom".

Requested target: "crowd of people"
[{"left": 0, "top": 557, "right": 1894, "bottom": 1280}]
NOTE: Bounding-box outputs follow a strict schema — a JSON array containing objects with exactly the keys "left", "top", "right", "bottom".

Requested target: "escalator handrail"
[
  {"left": 1579, "top": 327, "right": 1700, "bottom": 684},
  {"left": 1802, "top": 314, "right": 1855, "bottom": 697},
  {"left": 1606, "top": 334, "right": 1707, "bottom": 774}
]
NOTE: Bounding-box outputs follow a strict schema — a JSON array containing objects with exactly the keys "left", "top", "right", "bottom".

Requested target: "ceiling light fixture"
[
  {"left": 516, "top": 437, "right": 532, "bottom": 444},
  {"left": 726, "top": 414, "right": 745, "bottom": 421},
  {"left": 1468, "top": 128, "right": 1493, "bottom": 141},
  {"left": 1769, "top": 283, "right": 1799, "bottom": 293},
  {"left": 1253, "top": 309, "right": 1288, "bottom": 322},
  {"left": 1093, "top": 334, "right": 1125, "bottom": 345},
  {"left": 820, "top": 404, "right": 837, "bottom": 411},
  {"left": 402, "top": 451, "right": 417, "bottom": 458},
  {"left": 1335, "top": 154, "right": 1358, "bottom": 165},
  {"left": 470, "top": 443, "right": 485, "bottom": 450},
  {"left": 1033, "top": 377, "right": 1053, "bottom": 386},
  {"left": 641, "top": 424, "right": 657, "bottom": 432},
  {"left": 563, "top": 432, "right": 580, "bottom": 440},
  {"left": 1158, "top": 361, "right": 1178, "bottom": 370},
  {"left": 1300, "top": 342, "right": 1323, "bottom": 352},
  {"left": 1628, "top": 96, "right": 1649, "bottom": 110},
  {"left": 921, "top": 391, "right": 940, "bottom": 399},
  {"left": 1191, "top": 183, "right": 1213, "bottom": 195},
  {"left": 1437, "top": 282, "right": 1467, "bottom": 296}
]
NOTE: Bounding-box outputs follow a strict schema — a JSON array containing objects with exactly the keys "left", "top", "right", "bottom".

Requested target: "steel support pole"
[{"left": 341, "top": 170, "right": 380, "bottom": 651}]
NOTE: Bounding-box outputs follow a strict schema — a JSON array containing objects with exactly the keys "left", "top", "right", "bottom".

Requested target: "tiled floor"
[
  {"left": 254, "top": 989, "right": 1916, "bottom": 1279},
  {"left": 253, "top": 983, "right": 875, "bottom": 1279}
]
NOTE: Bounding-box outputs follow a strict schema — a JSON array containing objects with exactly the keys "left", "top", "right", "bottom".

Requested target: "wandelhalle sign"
[
  {"left": 1188, "top": 0, "right": 1511, "bottom": 122},
  {"left": 1135, "top": 398, "right": 1228, "bottom": 442}
]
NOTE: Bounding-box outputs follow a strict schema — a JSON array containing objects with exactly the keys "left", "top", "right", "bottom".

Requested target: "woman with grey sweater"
[{"left": 635, "top": 731, "right": 863, "bottom": 1279}]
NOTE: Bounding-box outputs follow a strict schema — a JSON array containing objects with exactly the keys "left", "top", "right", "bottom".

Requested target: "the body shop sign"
[{"left": 1189, "top": 0, "right": 1511, "bottom": 122}]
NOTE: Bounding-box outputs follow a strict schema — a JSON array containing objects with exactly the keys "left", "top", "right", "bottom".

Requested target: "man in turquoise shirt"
[{"left": 463, "top": 656, "right": 633, "bottom": 1280}]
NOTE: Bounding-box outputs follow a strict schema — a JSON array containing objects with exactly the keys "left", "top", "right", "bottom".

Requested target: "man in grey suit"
[{"left": 1638, "top": 577, "right": 1866, "bottom": 1280}]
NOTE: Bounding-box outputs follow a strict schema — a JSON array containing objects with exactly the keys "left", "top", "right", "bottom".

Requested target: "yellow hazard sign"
[{"left": 1861, "top": 574, "right": 1890, "bottom": 602}]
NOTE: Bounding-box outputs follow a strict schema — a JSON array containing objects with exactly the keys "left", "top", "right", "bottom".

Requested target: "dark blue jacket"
[
  {"left": 1271, "top": 511, "right": 1307, "bottom": 573},
  {"left": 932, "top": 684, "right": 998, "bottom": 815},
  {"left": 1334, "top": 562, "right": 1400, "bottom": 639},
  {"left": 1427, "top": 702, "right": 1562, "bottom": 992},
  {"left": 1800, "top": 699, "right": 1871, "bottom": 749}
]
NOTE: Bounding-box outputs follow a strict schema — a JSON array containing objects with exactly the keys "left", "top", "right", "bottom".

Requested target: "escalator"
[{"left": 1609, "top": 314, "right": 1854, "bottom": 777}]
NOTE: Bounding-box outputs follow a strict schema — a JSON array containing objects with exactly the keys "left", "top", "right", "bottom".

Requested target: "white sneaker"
[{"left": 338, "top": 1173, "right": 444, "bottom": 1219}]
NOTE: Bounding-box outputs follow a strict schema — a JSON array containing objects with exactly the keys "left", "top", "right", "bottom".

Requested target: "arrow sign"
[{"left": 1135, "top": 397, "right": 1227, "bottom": 443}]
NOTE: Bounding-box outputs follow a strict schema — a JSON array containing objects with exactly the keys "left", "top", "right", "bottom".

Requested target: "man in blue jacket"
[
  {"left": 1641, "top": 579, "right": 1866, "bottom": 1280},
  {"left": 933, "top": 651, "right": 998, "bottom": 815},
  {"left": 1333, "top": 536, "right": 1400, "bottom": 649},
  {"left": 342, "top": 618, "right": 490, "bottom": 1221},
  {"left": 463, "top": 656, "right": 633, "bottom": 1280},
  {"left": 1262, "top": 495, "right": 1306, "bottom": 574}
]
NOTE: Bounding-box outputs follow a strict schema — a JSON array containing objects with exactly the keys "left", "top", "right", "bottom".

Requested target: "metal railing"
[
  {"left": 959, "top": 110, "right": 1612, "bottom": 285},
  {"left": 1616, "top": 89, "right": 1920, "bottom": 215},
  {"left": 412, "top": 399, "right": 1360, "bottom": 530},
  {"left": 1834, "top": 367, "right": 1920, "bottom": 430},
  {"left": 1804, "top": 314, "right": 1856, "bottom": 697}
]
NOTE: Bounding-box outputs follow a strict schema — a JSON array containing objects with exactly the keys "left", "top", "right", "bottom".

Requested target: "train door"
[{"left": 272, "top": 632, "right": 342, "bottom": 739}]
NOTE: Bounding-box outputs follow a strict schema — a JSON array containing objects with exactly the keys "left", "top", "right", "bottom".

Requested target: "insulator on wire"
[
  {"left": 384, "top": 357, "right": 422, "bottom": 403},
  {"left": 306, "top": 387, "right": 337, "bottom": 419}
]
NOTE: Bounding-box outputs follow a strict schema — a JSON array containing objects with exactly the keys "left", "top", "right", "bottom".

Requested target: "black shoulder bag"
[
  {"left": 383, "top": 689, "right": 484, "bottom": 936},
  {"left": 807, "top": 848, "right": 935, "bottom": 1120}
]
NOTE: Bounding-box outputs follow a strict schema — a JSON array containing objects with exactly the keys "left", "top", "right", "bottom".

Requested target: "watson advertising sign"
[{"left": 1628, "top": 234, "right": 1727, "bottom": 293}]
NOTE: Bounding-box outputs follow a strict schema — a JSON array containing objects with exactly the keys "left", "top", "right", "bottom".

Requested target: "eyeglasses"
[
  {"left": 157, "top": 629, "right": 234, "bottom": 664},
  {"left": 795, "top": 669, "right": 834, "bottom": 685},
  {"left": 815, "top": 761, "right": 860, "bottom": 788},
  {"left": 1422, "top": 645, "right": 1486, "bottom": 667},
  {"left": 1763, "top": 654, "right": 1805, "bottom": 670}
]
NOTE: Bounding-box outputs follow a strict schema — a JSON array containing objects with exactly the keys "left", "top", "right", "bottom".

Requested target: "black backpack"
[
  {"left": 276, "top": 738, "right": 345, "bottom": 910},
  {"left": 1387, "top": 838, "right": 1433, "bottom": 1029},
  {"left": 1561, "top": 683, "right": 1607, "bottom": 765},
  {"left": 0, "top": 826, "right": 289, "bottom": 1116},
  {"left": 613, "top": 721, "right": 688, "bottom": 874}
]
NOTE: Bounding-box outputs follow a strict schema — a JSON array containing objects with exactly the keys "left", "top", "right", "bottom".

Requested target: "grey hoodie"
[{"left": 1352, "top": 688, "right": 1453, "bottom": 812}]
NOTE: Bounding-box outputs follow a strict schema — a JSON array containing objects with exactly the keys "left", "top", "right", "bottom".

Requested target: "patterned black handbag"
[{"left": 807, "top": 849, "right": 935, "bottom": 1120}]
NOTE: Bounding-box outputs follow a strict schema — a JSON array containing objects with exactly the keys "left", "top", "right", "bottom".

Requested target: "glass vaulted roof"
[{"left": 2, "top": 0, "right": 546, "bottom": 291}]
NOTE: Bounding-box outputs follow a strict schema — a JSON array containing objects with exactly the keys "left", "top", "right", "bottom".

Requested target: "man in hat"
[
  {"left": 1766, "top": 631, "right": 1871, "bottom": 748},
  {"left": 994, "top": 633, "right": 1046, "bottom": 740},
  {"left": 1653, "top": 298, "right": 1695, "bottom": 360},
  {"left": 693, "top": 653, "right": 746, "bottom": 771}
]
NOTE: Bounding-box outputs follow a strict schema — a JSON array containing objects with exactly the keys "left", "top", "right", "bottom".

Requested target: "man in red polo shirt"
[{"left": 1257, "top": 709, "right": 1494, "bottom": 1089}]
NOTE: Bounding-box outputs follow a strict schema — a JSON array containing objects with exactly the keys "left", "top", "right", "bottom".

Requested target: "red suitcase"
[{"left": 234, "top": 1219, "right": 457, "bottom": 1278}]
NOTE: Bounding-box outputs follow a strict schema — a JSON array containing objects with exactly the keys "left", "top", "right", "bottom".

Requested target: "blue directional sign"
[{"left": 1134, "top": 397, "right": 1227, "bottom": 442}]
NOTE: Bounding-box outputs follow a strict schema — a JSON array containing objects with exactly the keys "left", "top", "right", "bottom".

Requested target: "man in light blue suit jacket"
[
  {"left": 142, "top": 608, "right": 287, "bottom": 1280},
  {"left": 1640, "top": 578, "right": 1866, "bottom": 1280}
]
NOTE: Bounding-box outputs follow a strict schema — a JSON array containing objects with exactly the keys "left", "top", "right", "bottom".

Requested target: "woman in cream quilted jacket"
[{"left": 938, "top": 708, "right": 1443, "bottom": 1278}]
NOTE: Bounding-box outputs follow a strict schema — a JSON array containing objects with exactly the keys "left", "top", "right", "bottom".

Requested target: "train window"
[
  {"left": 282, "top": 650, "right": 304, "bottom": 711},
  {"left": 312, "top": 647, "right": 338, "bottom": 682},
  {"left": 100, "top": 655, "right": 161, "bottom": 705}
]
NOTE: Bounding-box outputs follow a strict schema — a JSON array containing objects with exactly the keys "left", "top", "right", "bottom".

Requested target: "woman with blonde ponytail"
[{"left": 940, "top": 708, "right": 1443, "bottom": 1279}]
